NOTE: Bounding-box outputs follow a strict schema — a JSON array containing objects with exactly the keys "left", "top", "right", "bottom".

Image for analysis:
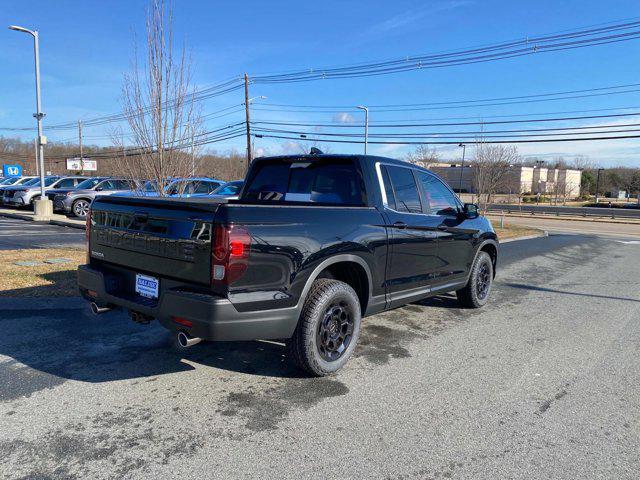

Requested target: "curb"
[
  {"left": 500, "top": 230, "right": 549, "bottom": 244},
  {"left": 0, "top": 296, "right": 86, "bottom": 310},
  {"left": 50, "top": 218, "right": 86, "bottom": 230},
  {"left": 0, "top": 210, "right": 40, "bottom": 222}
]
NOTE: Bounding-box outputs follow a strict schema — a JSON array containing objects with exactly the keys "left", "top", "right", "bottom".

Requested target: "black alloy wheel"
[{"left": 316, "top": 301, "right": 355, "bottom": 362}]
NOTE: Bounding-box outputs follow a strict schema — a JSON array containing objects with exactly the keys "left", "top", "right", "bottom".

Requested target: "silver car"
[
  {"left": 0, "top": 176, "right": 37, "bottom": 204},
  {"left": 3, "top": 176, "right": 87, "bottom": 208},
  {"left": 51, "top": 177, "right": 137, "bottom": 218}
]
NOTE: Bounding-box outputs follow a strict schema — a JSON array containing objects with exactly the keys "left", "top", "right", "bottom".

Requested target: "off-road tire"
[
  {"left": 286, "top": 278, "right": 361, "bottom": 377},
  {"left": 456, "top": 251, "right": 493, "bottom": 308}
]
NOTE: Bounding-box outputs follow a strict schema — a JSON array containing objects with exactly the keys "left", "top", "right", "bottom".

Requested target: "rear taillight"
[
  {"left": 211, "top": 224, "right": 251, "bottom": 285},
  {"left": 85, "top": 208, "right": 92, "bottom": 263}
]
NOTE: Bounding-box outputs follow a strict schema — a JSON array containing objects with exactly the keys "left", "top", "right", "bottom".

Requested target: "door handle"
[{"left": 392, "top": 221, "right": 408, "bottom": 229}]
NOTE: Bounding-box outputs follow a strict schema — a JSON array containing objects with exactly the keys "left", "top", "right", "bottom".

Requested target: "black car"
[{"left": 79, "top": 153, "right": 498, "bottom": 376}]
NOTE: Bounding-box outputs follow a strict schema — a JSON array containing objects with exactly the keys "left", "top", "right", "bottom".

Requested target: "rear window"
[
  {"left": 76, "top": 178, "right": 101, "bottom": 189},
  {"left": 244, "top": 159, "right": 366, "bottom": 206},
  {"left": 385, "top": 165, "right": 422, "bottom": 213}
]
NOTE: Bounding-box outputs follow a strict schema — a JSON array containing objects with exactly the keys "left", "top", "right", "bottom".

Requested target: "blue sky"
[{"left": 1, "top": 0, "right": 640, "bottom": 166}]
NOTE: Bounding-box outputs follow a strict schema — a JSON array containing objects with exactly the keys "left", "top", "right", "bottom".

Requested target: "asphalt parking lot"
[
  {"left": 1, "top": 232, "right": 639, "bottom": 479},
  {"left": 0, "top": 217, "right": 85, "bottom": 250}
]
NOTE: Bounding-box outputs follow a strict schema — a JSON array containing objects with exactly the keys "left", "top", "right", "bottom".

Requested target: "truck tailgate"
[{"left": 89, "top": 196, "right": 222, "bottom": 285}]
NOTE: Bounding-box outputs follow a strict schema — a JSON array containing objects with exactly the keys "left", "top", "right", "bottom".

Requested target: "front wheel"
[
  {"left": 286, "top": 278, "right": 361, "bottom": 376},
  {"left": 456, "top": 251, "right": 494, "bottom": 308},
  {"left": 72, "top": 199, "right": 91, "bottom": 219}
]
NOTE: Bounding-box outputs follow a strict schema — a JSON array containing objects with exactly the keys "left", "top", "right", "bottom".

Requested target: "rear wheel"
[
  {"left": 286, "top": 278, "right": 361, "bottom": 376},
  {"left": 72, "top": 199, "right": 91, "bottom": 218},
  {"left": 456, "top": 251, "right": 493, "bottom": 308}
]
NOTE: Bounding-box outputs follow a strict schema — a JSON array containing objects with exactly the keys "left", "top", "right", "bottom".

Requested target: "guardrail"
[{"left": 486, "top": 203, "right": 640, "bottom": 220}]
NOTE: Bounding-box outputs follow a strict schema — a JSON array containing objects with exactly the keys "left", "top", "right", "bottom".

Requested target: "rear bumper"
[{"left": 77, "top": 264, "right": 298, "bottom": 341}]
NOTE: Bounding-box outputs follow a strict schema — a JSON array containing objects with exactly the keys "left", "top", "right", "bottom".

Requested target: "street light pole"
[
  {"left": 9, "top": 25, "right": 50, "bottom": 218},
  {"left": 244, "top": 74, "right": 251, "bottom": 172},
  {"left": 356, "top": 106, "right": 369, "bottom": 155},
  {"left": 458, "top": 143, "right": 466, "bottom": 193}
]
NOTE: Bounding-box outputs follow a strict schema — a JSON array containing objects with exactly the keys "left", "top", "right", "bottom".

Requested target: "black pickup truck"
[{"left": 78, "top": 153, "right": 498, "bottom": 375}]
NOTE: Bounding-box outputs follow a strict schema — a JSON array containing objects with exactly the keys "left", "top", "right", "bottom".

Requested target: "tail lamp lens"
[{"left": 212, "top": 224, "right": 251, "bottom": 285}]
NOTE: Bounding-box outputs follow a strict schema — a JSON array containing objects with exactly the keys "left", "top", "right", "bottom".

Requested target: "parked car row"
[{"left": 0, "top": 175, "right": 244, "bottom": 219}]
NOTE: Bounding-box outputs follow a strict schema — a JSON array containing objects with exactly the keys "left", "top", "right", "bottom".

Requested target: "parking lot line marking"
[{"left": 0, "top": 232, "right": 84, "bottom": 236}]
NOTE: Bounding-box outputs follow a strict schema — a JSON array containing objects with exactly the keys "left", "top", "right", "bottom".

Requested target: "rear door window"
[
  {"left": 244, "top": 159, "right": 365, "bottom": 205},
  {"left": 192, "top": 181, "right": 218, "bottom": 194},
  {"left": 56, "top": 178, "right": 77, "bottom": 188},
  {"left": 417, "top": 172, "right": 460, "bottom": 216},
  {"left": 386, "top": 166, "right": 422, "bottom": 213}
]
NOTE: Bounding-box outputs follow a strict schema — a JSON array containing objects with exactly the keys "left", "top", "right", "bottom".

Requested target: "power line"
[
  {"left": 266, "top": 83, "right": 640, "bottom": 109},
  {"left": 251, "top": 21, "right": 640, "bottom": 83},
  {"left": 254, "top": 133, "right": 640, "bottom": 145},
  {"left": 253, "top": 122, "right": 640, "bottom": 137},
  {"left": 0, "top": 78, "right": 245, "bottom": 132},
  {"left": 3, "top": 21, "right": 640, "bottom": 133},
  {"left": 252, "top": 87, "right": 640, "bottom": 114},
  {"left": 251, "top": 111, "right": 640, "bottom": 128},
  {"left": 253, "top": 127, "right": 640, "bottom": 141}
]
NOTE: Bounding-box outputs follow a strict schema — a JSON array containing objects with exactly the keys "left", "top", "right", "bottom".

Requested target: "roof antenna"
[{"left": 310, "top": 147, "right": 323, "bottom": 155}]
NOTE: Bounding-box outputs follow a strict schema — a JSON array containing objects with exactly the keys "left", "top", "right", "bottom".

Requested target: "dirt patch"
[
  {"left": 493, "top": 223, "right": 542, "bottom": 240},
  {"left": 0, "top": 248, "right": 85, "bottom": 297}
]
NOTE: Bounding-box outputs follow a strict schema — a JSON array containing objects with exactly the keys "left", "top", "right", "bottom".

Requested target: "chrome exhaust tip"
[
  {"left": 177, "top": 331, "right": 202, "bottom": 348},
  {"left": 90, "top": 302, "right": 111, "bottom": 315}
]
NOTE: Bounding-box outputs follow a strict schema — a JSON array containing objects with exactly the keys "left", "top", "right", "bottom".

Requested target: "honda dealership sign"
[
  {"left": 66, "top": 158, "right": 97, "bottom": 171},
  {"left": 2, "top": 164, "right": 23, "bottom": 177}
]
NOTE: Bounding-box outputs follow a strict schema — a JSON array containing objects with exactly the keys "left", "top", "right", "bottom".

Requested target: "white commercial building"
[{"left": 430, "top": 164, "right": 581, "bottom": 197}]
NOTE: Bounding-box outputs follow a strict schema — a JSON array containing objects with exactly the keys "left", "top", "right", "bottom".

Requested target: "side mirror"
[
  {"left": 463, "top": 203, "right": 479, "bottom": 219},
  {"left": 95, "top": 186, "right": 103, "bottom": 191}
]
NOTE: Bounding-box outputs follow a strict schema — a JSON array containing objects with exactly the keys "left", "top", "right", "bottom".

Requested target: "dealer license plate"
[{"left": 135, "top": 273, "right": 159, "bottom": 299}]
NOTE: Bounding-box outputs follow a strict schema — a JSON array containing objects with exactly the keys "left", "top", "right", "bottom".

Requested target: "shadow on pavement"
[
  {"left": 0, "top": 290, "right": 468, "bottom": 389},
  {"left": 505, "top": 283, "right": 640, "bottom": 303},
  {"left": 0, "top": 304, "right": 306, "bottom": 388},
  {"left": 0, "top": 269, "right": 80, "bottom": 298}
]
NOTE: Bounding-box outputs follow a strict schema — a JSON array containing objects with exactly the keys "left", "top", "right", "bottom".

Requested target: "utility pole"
[
  {"left": 244, "top": 73, "right": 251, "bottom": 173},
  {"left": 356, "top": 106, "right": 369, "bottom": 154},
  {"left": 458, "top": 143, "right": 466, "bottom": 194},
  {"left": 595, "top": 168, "right": 604, "bottom": 204},
  {"left": 78, "top": 120, "right": 83, "bottom": 175}
]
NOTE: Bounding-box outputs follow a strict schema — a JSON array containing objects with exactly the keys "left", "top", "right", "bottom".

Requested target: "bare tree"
[
  {"left": 571, "top": 155, "right": 593, "bottom": 171},
  {"left": 113, "top": 0, "right": 202, "bottom": 195},
  {"left": 405, "top": 144, "right": 439, "bottom": 168},
  {"left": 293, "top": 140, "right": 332, "bottom": 155},
  {"left": 199, "top": 149, "right": 247, "bottom": 181},
  {"left": 472, "top": 142, "right": 520, "bottom": 211}
]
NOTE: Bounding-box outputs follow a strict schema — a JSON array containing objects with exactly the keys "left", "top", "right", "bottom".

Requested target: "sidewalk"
[
  {"left": 487, "top": 210, "right": 640, "bottom": 225},
  {"left": 0, "top": 207, "right": 85, "bottom": 229}
]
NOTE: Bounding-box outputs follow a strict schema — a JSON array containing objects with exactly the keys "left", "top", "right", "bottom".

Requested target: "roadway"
[
  {"left": 488, "top": 203, "right": 640, "bottom": 219},
  {"left": 1, "top": 231, "right": 638, "bottom": 479}
]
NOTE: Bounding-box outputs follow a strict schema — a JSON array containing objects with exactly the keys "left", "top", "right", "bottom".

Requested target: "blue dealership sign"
[{"left": 2, "top": 164, "right": 22, "bottom": 177}]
